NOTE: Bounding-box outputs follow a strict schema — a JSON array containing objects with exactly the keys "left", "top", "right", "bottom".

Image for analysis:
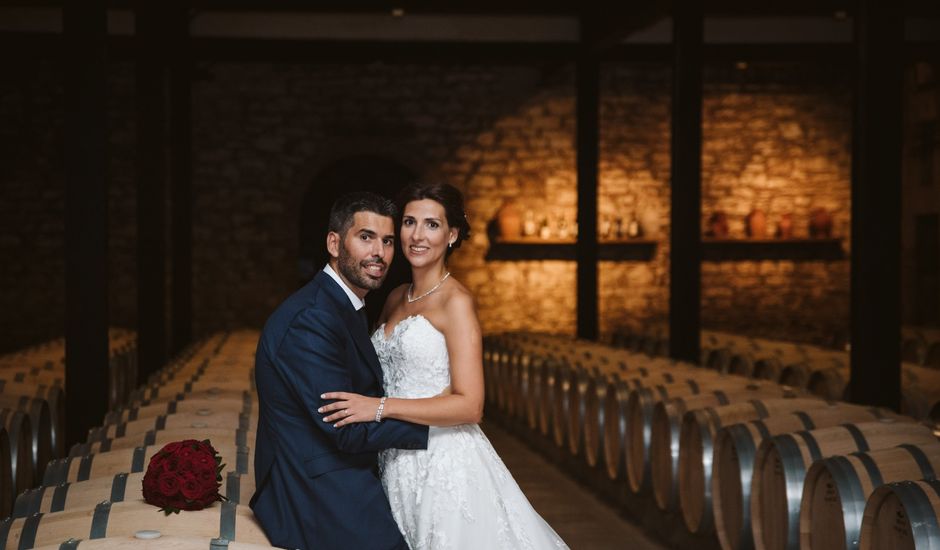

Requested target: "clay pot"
[
  {"left": 746, "top": 209, "right": 767, "bottom": 238},
  {"left": 496, "top": 200, "right": 522, "bottom": 240},
  {"left": 776, "top": 213, "right": 794, "bottom": 239},
  {"left": 707, "top": 211, "right": 729, "bottom": 238},
  {"left": 809, "top": 208, "right": 833, "bottom": 238}
]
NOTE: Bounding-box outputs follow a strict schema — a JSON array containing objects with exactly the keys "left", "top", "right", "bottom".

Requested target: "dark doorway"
[
  {"left": 299, "top": 156, "right": 417, "bottom": 328},
  {"left": 915, "top": 213, "right": 940, "bottom": 325}
]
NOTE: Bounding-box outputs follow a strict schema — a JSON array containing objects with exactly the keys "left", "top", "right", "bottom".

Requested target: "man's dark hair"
[{"left": 328, "top": 191, "right": 398, "bottom": 237}]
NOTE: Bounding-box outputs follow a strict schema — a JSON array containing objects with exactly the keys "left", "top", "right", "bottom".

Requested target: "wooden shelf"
[
  {"left": 485, "top": 238, "right": 658, "bottom": 261},
  {"left": 702, "top": 238, "right": 844, "bottom": 261}
]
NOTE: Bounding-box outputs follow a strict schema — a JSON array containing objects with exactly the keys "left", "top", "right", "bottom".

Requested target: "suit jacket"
[{"left": 250, "top": 270, "right": 429, "bottom": 550}]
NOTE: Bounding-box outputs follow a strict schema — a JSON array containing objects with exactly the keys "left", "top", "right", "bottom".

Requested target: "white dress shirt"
[{"left": 323, "top": 264, "right": 366, "bottom": 311}]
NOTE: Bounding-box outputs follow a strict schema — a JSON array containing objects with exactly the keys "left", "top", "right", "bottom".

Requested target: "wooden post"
[
  {"left": 137, "top": 2, "right": 170, "bottom": 379},
  {"left": 669, "top": 1, "right": 704, "bottom": 364},
  {"left": 169, "top": 1, "right": 193, "bottom": 356},
  {"left": 64, "top": 2, "right": 110, "bottom": 448},
  {"left": 576, "top": 36, "right": 600, "bottom": 341},
  {"left": 848, "top": 0, "right": 903, "bottom": 409}
]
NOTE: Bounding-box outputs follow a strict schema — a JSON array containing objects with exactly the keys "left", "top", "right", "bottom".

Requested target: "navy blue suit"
[{"left": 251, "top": 270, "right": 429, "bottom": 550}]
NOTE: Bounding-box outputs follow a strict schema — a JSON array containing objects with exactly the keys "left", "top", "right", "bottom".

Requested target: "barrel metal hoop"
[
  {"left": 687, "top": 379, "right": 699, "bottom": 393},
  {"left": 210, "top": 539, "right": 230, "bottom": 550},
  {"left": 825, "top": 455, "right": 872, "bottom": 548},
  {"left": 18, "top": 513, "right": 44, "bottom": 550},
  {"left": 226, "top": 472, "right": 240, "bottom": 504},
  {"left": 99, "top": 438, "right": 112, "bottom": 453},
  {"left": 237, "top": 447, "right": 249, "bottom": 474},
  {"left": 703, "top": 407, "right": 723, "bottom": 432},
  {"left": 841, "top": 423, "right": 870, "bottom": 453},
  {"left": 639, "top": 367, "right": 648, "bottom": 377},
  {"left": 793, "top": 411, "right": 816, "bottom": 431},
  {"left": 242, "top": 392, "right": 253, "bottom": 414},
  {"left": 236, "top": 429, "right": 247, "bottom": 447},
  {"left": 128, "top": 408, "right": 139, "bottom": 422},
  {"left": 663, "top": 372, "right": 674, "bottom": 383},
  {"left": 219, "top": 500, "right": 237, "bottom": 540},
  {"left": 77, "top": 455, "right": 94, "bottom": 482},
  {"left": 895, "top": 481, "right": 940, "bottom": 550},
  {"left": 115, "top": 423, "right": 126, "bottom": 439},
  {"left": 131, "top": 447, "right": 146, "bottom": 472},
  {"left": 90, "top": 501, "right": 112, "bottom": 539},
  {"left": 155, "top": 415, "right": 167, "bottom": 430},
  {"left": 184, "top": 381, "right": 193, "bottom": 393},
  {"left": 853, "top": 452, "right": 885, "bottom": 490},
  {"left": 239, "top": 413, "right": 250, "bottom": 430},
  {"left": 14, "top": 372, "right": 24, "bottom": 383},
  {"left": 773, "top": 433, "right": 814, "bottom": 547},
  {"left": 748, "top": 399, "right": 770, "bottom": 419},
  {"left": 144, "top": 430, "right": 156, "bottom": 446},
  {"left": 751, "top": 420, "right": 771, "bottom": 441},
  {"left": 167, "top": 401, "right": 178, "bottom": 414},
  {"left": 17, "top": 395, "right": 28, "bottom": 409},
  {"left": 58, "top": 538, "right": 82, "bottom": 550},
  {"left": 110, "top": 473, "right": 129, "bottom": 503},
  {"left": 51, "top": 482, "right": 71, "bottom": 512},
  {"left": 14, "top": 488, "right": 40, "bottom": 518},
  {"left": 714, "top": 390, "right": 729, "bottom": 406},
  {"left": 895, "top": 444, "right": 937, "bottom": 481},
  {"left": 792, "top": 430, "right": 823, "bottom": 462}
]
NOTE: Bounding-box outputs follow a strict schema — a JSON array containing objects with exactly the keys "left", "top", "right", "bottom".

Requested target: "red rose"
[
  {"left": 162, "top": 456, "right": 179, "bottom": 473},
  {"left": 194, "top": 450, "right": 216, "bottom": 470},
  {"left": 178, "top": 458, "right": 195, "bottom": 473},
  {"left": 161, "top": 441, "right": 183, "bottom": 454},
  {"left": 198, "top": 468, "right": 216, "bottom": 486},
  {"left": 178, "top": 446, "right": 194, "bottom": 460},
  {"left": 180, "top": 472, "right": 203, "bottom": 500},
  {"left": 158, "top": 473, "right": 180, "bottom": 496}
]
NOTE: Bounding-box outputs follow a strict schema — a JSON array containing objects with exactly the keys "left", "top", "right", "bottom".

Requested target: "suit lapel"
[{"left": 315, "top": 271, "right": 385, "bottom": 383}]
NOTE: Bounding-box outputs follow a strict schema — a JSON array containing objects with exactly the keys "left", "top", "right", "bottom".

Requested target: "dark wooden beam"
[
  {"left": 64, "top": 2, "right": 110, "bottom": 448},
  {"left": 169, "top": 0, "right": 193, "bottom": 355},
  {"left": 576, "top": 21, "right": 599, "bottom": 341},
  {"left": 581, "top": 3, "right": 668, "bottom": 53},
  {"left": 669, "top": 0, "right": 703, "bottom": 364},
  {"left": 848, "top": 0, "right": 903, "bottom": 410},
  {"left": 136, "top": 1, "right": 170, "bottom": 379}
]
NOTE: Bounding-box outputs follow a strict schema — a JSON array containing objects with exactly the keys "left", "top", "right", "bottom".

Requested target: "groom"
[{"left": 251, "top": 192, "right": 429, "bottom": 550}]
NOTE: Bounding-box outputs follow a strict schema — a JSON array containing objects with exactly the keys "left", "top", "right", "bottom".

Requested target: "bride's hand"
[{"left": 318, "top": 392, "right": 381, "bottom": 427}]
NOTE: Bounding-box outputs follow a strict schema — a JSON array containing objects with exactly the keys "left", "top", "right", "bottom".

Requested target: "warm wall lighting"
[
  {"left": 735, "top": 61, "right": 748, "bottom": 71},
  {"left": 391, "top": 8, "right": 405, "bottom": 17}
]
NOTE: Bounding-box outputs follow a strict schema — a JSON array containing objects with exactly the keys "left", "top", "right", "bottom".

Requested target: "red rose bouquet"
[{"left": 142, "top": 439, "right": 226, "bottom": 514}]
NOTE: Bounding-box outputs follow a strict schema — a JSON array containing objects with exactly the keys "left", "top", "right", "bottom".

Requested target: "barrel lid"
[
  {"left": 135, "top": 530, "right": 162, "bottom": 540},
  {"left": 191, "top": 422, "right": 209, "bottom": 428}
]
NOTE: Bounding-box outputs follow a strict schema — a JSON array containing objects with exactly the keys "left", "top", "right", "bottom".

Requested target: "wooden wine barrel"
[
  {"left": 778, "top": 353, "right": 846, "bottom": 390},
  {"left": 677, "top": 397, "right": 824, "bottom": 534},
  {"left": 30, "top": 535, "right": 279, "bottom": 550},
  {"left": 521, "top": 356, "right": 546, "bottom": 431},
  {"left": 87, "top": 411, "right": 255, "bottom": 443},
  {"left": 550, "top": 362, "right": 574, "bottom": 448},
  {"left": 805, "top": 366, "right": 848, "bottom": 401},
  {"left": 126, "top": 389, "right": 253, "bottom": 410},
  {"left": 705, "top": 348, "right": 734, "bottom": 373},
  {"left": 14, "top": 470, "right": 255, "bottom": 518},
  {"left": 42, "top": 444, "right": 250, "bottom": 487},
  {"left": 750, "top": 421, "right": 936, "bottom": 550},
  {"left": 581, "top": 373, "right": 613, "bottom": 469},
  {"left": 536, "top": 358, "right": 563, "bottom": 438},
  {"left": 859, "top": 479, "right": 940, "bottom": 550},
  {"left": 801, "top": 442, "right": 940, "bottom": 550},
  {"left": 711, "top": 403, "right": 903, "bottom": 550},
  {"left": 0, "top": 410, "right": 33, "bottom": 499},
  {"left": 0, "top": 428, "right": 12, "bottom": 519},
  {"left": 902, "top": 336, "right": 928, "bottom": 365},
  {"left": 70, "top": 427, "right": 254, "bottom": 457},
  {"left": 0, "top": 395, "right": 54, "bottom": 485},
  {"left": 625, "top": 378, "right": 744, "bottom": 494},
  {"left": 0, "top": 384, "right": 64, "bottom": 458},
  {"left": 564, "top": 368, "right": 592, "bottom": 457},
  {"left": 103, "top": 392, "right": 254, "bottom": 425},
  {"left": 0, "top": 500, "right": 270, "bottom": 548},
  {"left": 898, "top": 364, "right": 940, "bottom": 421},
  {"left": 649, "top": 385, "right": 800, "bottom": 511}
]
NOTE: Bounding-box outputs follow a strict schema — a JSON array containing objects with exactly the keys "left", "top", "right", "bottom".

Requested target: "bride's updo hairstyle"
[{"left": 397, "top": 182, "right": 471, "bottom": 257}]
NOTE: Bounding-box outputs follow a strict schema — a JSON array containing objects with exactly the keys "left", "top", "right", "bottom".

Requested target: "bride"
[{"left": 319, "top": 182, "right": 568, "bottom": 550}]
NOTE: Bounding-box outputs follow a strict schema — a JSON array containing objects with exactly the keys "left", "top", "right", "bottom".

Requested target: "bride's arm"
[{"left": 320, "top": 292, "right": 484, "bottom": 427}]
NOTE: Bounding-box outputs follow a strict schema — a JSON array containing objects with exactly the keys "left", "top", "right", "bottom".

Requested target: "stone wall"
[{"left": 0, "top": 57, "right": 856, "bottom": 352}]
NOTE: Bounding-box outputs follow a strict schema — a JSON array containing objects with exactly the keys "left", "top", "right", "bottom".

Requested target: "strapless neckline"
[{"left": 377, "top": 314, "right": 440, "bottom": 341}]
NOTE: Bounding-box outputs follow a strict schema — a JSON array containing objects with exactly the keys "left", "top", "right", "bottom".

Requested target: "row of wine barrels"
[
  {"left": 15, "top": 471, "right": 256, "bottom": 518},
  {"left": 488, "top": 332, "right": 940, "bottom": 550},
  {"left": 0, "top": 500, "right": 268, "bottom": 549},
  {"left": 30, "top": 535, "right": 277, "bottom": 550},
  {"left": 750, "top": 421, "right": 937, "bottom": 550}
]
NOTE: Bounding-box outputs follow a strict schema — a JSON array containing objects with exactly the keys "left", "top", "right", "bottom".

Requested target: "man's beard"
[{"left": 337, "top": 241, "right": 387, "bottom": 292}]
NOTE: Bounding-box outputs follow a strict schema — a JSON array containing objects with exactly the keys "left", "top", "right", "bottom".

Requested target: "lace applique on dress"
[{"left": 372, "top": 315, "right": 569, "bottom": 550}]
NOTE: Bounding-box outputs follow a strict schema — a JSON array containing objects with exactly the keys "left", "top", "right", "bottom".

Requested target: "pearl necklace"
[{"left": 407, "top": 271, "right": 451, "bottom": 303}]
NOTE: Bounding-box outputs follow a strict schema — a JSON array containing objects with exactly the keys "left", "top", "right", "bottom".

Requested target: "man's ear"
[{"left": 326, "top": 231, "right": 341, "bottom": 259}]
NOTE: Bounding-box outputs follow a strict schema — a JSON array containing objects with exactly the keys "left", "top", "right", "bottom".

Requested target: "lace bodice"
[{"left": 372, "top": 315, "right": 451, "bottom": 398}]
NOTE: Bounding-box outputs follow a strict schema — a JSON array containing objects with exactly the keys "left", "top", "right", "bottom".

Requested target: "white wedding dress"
[{"left": 372, "top": 315, "right": 569, "bottom": 550}]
